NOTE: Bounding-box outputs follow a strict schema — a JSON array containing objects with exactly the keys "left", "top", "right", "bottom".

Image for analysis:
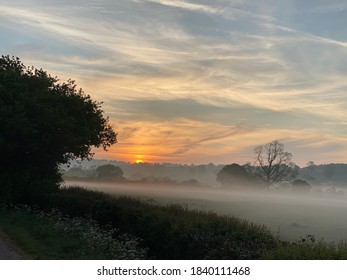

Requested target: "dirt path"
[{"left": 0, "top": 230, "right": 28, "bottom": 260}]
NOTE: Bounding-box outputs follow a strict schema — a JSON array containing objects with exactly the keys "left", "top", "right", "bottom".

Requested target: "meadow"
[
  {"left": 65, "top": 180, "right": 347, "bottom": 243},
  {"left": 1, "top": 181, "right": 347, "bottom": 259}
]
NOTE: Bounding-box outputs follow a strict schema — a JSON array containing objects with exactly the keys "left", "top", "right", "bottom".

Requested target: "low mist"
[{"left": 64, "top": 180, "right": 347, "bottom": 243}]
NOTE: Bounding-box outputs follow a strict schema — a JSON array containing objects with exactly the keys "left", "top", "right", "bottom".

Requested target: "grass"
[
  {"left": 262, "top": 235, "right": 347, "bottom": 260},
  {"left": 1, "top": 185, "right": 347, "bottom": 259},
  {"left": 47, "top": 186, "right": 277, "bottom": 259},
  {"left": 0, "top": 206, "right": 71, "bottom": 259},
  {"left": 0, "top": 205, "right": 147, "bottom": 259}
]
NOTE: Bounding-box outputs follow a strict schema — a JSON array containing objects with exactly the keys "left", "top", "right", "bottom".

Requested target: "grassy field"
[
  {"left": 65, "top": 180, "right": 347, "bottom": 243},
  {"left": 1, "top": 184, "right": 347, "bottom": 259}
]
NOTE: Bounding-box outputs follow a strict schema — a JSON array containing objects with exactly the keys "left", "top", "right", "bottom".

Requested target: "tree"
[
  {"left": 0, "top": 56, "right": 117, "bottom": 203},
  {"left": 216, "top": 163, "right": 254, "bottom": 189},
  {"left": 291, "top": 179, "right": 311, "bottom": 193},
  {"left": 306, "top": 161, "right": 316, "bottom": 173},
  {"left": 96, "top": 164, "right": 124, "bottom": 180},
  {"left": 323, "top": 164, "right": 335, "bottom": 180},
  {"left": 253, "top": 140, "right": 297, "bottom": 189}
]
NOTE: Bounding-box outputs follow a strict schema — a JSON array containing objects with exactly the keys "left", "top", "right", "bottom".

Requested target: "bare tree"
[{"left": 253, "top": 140, "right": 297, "bottom": 189}]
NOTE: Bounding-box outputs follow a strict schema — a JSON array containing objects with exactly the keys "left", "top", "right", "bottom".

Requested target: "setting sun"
[{"left": 135, "top": 155, "right": 144, "bottom": 164}]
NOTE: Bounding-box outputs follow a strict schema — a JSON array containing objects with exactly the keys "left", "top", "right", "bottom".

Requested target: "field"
[{"left": 65, "top": 180, "right": 347, "bottom": 243}]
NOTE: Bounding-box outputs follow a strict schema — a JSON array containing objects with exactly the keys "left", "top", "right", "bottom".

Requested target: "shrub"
[{"left": 0, "top": 56, "right": 117, "bottom": 204}]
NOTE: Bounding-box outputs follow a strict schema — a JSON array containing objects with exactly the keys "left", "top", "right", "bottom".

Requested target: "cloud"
[
  {"left": 107, "top": 98, "right": 338, "bottom": 132},
  {"left": 2, "top": 0, "right": 347, "bottom": 164},
  {"left": 310, "top": 3, "right": 347, "bottom": 14},
  {"left": 139, "top": 0, "right": 219, "bottom": 14},
  {"left": 94, "top": 118, "right": 253, "bottom": 163},
  {"left": 95, "top": 118, "right": 347, "bottom": 165}
]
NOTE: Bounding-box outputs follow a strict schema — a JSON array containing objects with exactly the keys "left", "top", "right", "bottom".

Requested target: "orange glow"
[
  {"left": 92, "top": 118, "right": 347, "bottom": 166},
  {"left": 135, "top": 154, "right": 144, "bottom": 164}
]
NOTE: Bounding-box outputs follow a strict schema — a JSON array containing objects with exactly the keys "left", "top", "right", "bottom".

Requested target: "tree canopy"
[
  {"left": 216, "top": 163, "right": 255, "bottom": 189},
  {"left": 0, "top": 55, "right": 117, "bottom": 202},
  {"left": 96, "top": 164, "right": 124, "bottom": 180},
  {"left": 291, "top": 179, "right": 311, "bottom": 193},
  {"left": 253, "top": 140, "right": 297, "bottom": 189}
]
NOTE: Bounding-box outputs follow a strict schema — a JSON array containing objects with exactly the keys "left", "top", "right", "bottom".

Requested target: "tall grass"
[
  {"left": 0, "top": 204, "right": 147, "bottom": 259},
  {"left": 2, "top": 185, "right": 347, "bottom": 259},
  {"left": 262, "top": 235, "right": 347, "bottom": 259},
  {"left": 44, "top": 186, "right": 277, "bottom": 259}
]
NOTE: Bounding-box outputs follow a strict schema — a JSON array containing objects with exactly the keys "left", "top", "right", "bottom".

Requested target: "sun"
[{"left": 135, "top": 154, "right": 144, "bottom": 164}]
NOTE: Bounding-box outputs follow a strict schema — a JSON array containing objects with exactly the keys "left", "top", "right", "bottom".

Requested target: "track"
[{"left": 0, "top": 230, "right": 27, "bottom": 260}]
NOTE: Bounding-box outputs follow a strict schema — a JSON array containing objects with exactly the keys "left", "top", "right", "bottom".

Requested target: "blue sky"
[{"left": 1, "top": 0, "right": 347, "bottom": 165}]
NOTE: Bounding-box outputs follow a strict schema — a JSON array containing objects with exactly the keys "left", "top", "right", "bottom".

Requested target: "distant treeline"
[{"left": 62, "top": 160, "right": 347, "bottom": 189}]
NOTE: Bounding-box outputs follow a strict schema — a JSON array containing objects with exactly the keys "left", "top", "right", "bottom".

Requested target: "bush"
[
  {"left": 292, "top": 179, "right": 311, "bottom": 193},
  {"left": 0, "top": 171, "right": 60, "bottom": 205},
  {"left": 0, "top": 56, "right": 116, "bottom": 204}
]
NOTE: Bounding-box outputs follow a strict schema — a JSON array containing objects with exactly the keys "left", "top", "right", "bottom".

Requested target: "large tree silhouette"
[
  {"left": 253, "top": 140, "right": 297, "bottom": 189},
  {"left": 0, "top": 56, "right": 117, "bottom": 202}
]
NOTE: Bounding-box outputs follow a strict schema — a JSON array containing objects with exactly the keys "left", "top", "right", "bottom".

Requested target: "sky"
[{"left": 1, "top": 0, "right": 347, "bottom": 166}]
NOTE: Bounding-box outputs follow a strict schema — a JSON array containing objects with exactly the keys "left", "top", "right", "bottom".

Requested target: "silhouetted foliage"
[
  {"left": 323, "top": 164, "right": 336, "bottom": 180},
  {"left": 216, "top": 163, "right": 255, "bottom": 189},
  {"left": 95, "top": 164, "right": 124, "bottom": 180},
  {"left": 306, "top": 161, "right": 316, "bottom": 173},
  {"left": 47, "top": 186, "right": 277, "bottom": 259},
  {"left": 0, "top": 55, "right": 117, "bottom": 203},
  {"left": 291, "top": 179, "right": 311, "bottom": 193},
  {"left": 326, "top": 187, "right": 344, "bottom": 197},
  {"left": 253, "top": 140, "right": 297, "bottom": 189},
  {"left": 180, "top": 178, "right": 200, "bottom": 187}
]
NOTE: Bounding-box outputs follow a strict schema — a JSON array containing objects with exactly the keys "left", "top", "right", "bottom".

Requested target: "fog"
[{"left": 64, "top": 180, "right": 347, "bottom": 243}]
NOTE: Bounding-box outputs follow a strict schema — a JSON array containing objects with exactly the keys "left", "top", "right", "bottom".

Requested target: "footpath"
[{"left": 0, "top": 230, "right": 27, "bottom": 260}]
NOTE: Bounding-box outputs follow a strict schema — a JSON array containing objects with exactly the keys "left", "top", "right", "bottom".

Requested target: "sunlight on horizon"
[
  {"left": 3, "top": 0, "right": 347, "bottom": 165},
  {"left": 135, "top": 154, "right": 144, "bottom": 164}
]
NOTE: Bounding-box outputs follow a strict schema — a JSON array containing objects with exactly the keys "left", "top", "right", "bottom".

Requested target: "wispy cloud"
[
  {"left": 2, "top": 0, "right": 347, "bottom": 164},
  {"left": 94, "top": 118, "right": 347, "bottom": 165},
  {"left": 139, "top": 0, "right": 219, "bottom": 14},
  {"left": 310, "top": 3, "right": 347, "bottom": 14}
]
